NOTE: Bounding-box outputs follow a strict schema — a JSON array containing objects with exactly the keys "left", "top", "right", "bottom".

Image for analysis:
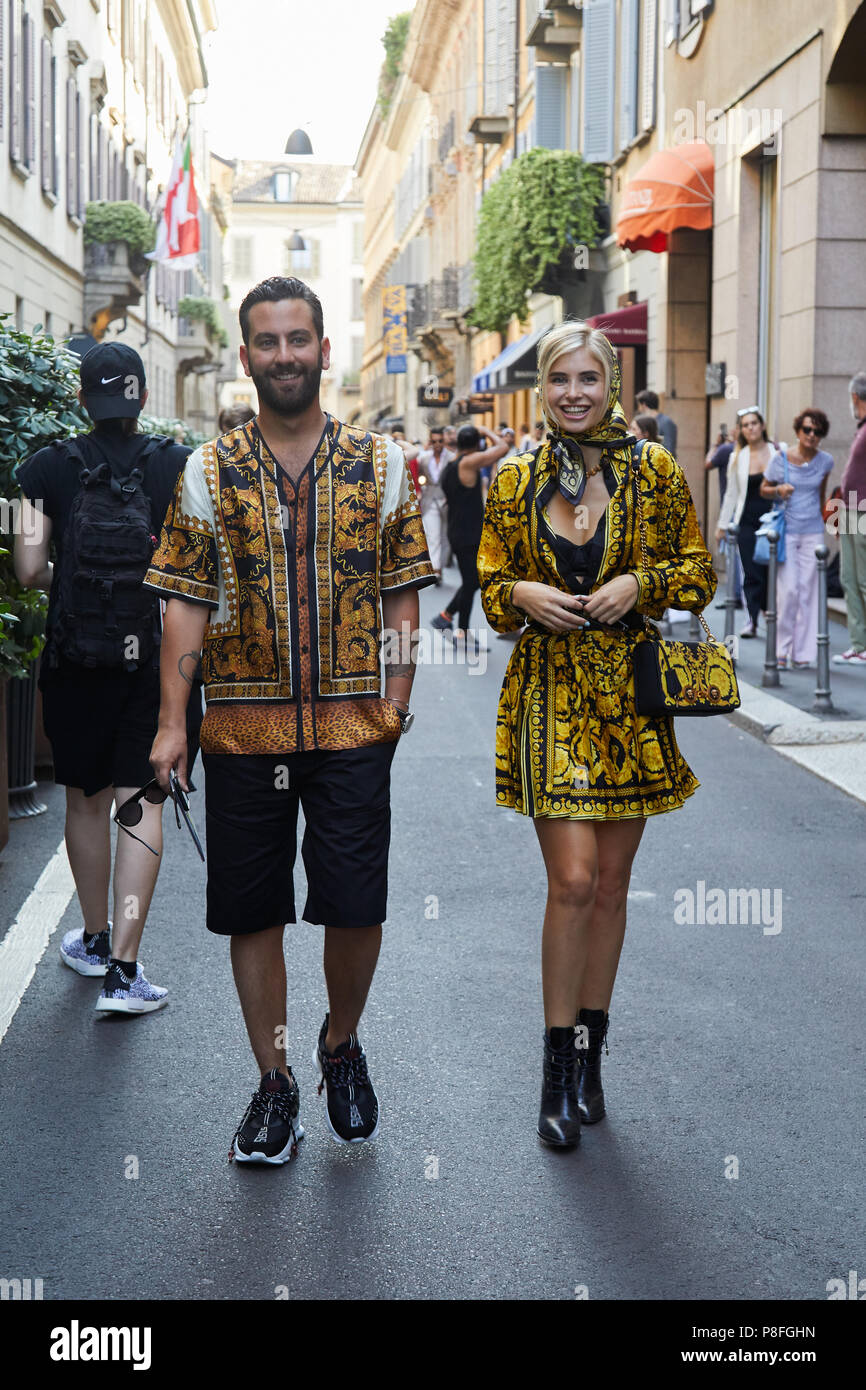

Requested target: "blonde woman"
[{"left": 478, "top": 322, "right": 716, "bottom": 1149}]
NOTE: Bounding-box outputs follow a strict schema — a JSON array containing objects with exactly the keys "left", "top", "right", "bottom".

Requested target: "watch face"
[{"left": 400, "top": 711, "right": 415, "bottom": 734}]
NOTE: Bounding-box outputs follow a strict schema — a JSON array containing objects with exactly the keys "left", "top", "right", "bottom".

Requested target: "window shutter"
[
  {"left": 40, "top": 37, "right": 51, "bottom": 190},
  {"left": 23, "top": 9, "right": 35, "bottom": 170},
  {"left": 483, "top": 0, "right": 497, "bottom": 112},
  {"left": 581, "top": 0, "right": 615, "bottom": 163},
  {"left": 89, "top": 110, "right": 97, "bottom": 198},
  {"left": 535, "top": 64, "right": 568, "bottom": 150},
  {"left": 76, "top": 87, "right": 85, "bottom": 217},
  {"left": 640, "top": 0, "right": 658, "bottom": 131},
  {"left": 66, "top": 76, "right": 76, "bottom": 213},
  {"left": 309, "top": 237, "right": 320, "bottom": 278},
  {"left": 497, "top": 0, "right": 513, "bottom": 116},
  {"left": 232, "top": 235, "right": 252, "bottom": 280},
  {"left": 619, "top": 0, "right": 639, "bottom": 148},
  {"left": 9, "top": 3, "right": 21, "bottom": 163},
  {"left": 0, "top": 0, "right": 6, "bottom": 145},
  {"left": 352, "top": 221, "right": 363, "bottom": 263}
]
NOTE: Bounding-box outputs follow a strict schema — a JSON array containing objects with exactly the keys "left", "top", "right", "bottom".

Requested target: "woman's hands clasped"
[{"left": 513, "top": 574, "right": 640, "bottom": 633}]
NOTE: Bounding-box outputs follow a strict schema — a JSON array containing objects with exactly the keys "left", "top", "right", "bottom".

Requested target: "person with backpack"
[{"left": 14, "top": 343, "right": 202, "bottom": 1015}]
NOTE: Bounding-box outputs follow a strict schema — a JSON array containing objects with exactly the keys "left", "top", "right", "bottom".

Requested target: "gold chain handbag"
[{"left": 631, "top": 447, "right": 741, "bottom": 717}]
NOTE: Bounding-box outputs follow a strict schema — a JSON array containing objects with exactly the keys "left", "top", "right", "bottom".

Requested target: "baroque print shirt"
[{"left": 143, "top": 415, "right": 435, "bottom": 754}]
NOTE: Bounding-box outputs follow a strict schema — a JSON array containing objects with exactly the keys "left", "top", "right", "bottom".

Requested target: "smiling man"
[{"left": 145, "top": 277, "right": 435, "bottom": 1162}]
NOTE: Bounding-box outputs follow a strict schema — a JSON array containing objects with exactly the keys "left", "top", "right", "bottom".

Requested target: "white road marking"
[{"left": 0, "top": 840, "right": 75, "bottom": 1047}]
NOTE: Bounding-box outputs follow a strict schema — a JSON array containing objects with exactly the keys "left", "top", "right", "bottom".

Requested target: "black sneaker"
[
  {"left": 229, "top": 1068, "right": 304, "bottom": 1165},
  {"left": 430, "top": 611, "right": 453, "bottom": 632},
  {"left": 313, "top": 1016, "right": 380, "bottom": 1144}
]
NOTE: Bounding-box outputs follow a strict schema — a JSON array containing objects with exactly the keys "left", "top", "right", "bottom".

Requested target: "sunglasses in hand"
[{"left": 113, "top": 772, "right": 205, "bottom": 861}]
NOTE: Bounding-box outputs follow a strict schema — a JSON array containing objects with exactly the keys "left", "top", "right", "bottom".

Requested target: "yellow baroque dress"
[{"left": 478, "top": 441, "right": 718, "bottom": 820}]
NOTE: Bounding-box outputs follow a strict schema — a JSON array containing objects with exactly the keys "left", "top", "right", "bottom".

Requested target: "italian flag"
[{"left": 147, "top": 131, "right": 200, "bottom": 268}]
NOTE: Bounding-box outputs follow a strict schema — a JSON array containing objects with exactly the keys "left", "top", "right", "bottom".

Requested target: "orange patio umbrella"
[{"left": 616, "top": 140, "right": 714, "bottom": 254}]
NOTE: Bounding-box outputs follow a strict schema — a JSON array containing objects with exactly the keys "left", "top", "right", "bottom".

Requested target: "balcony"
[
  {"left": 83, "top": 241, "right": 148, "bottom": 338},
  {"left": 468, "top": 114, "right": 510, "bottom": 145},
  {"left": 526, "top": 2, "right": 581, "bottom": 55}
]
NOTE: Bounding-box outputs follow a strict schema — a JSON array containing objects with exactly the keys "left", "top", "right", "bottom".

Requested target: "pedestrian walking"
[
  {"left": 430, "top": 424, "right": 509, "bottom": 646},
  {"left": 761, "top": 409, "right": 834, "bottom": 668},
  {"left": 833, "top": 371, "right": 866, "bottom": 667},
  {"left": 478, "top": 321, "right": 716, "bottom": 1150},
  {"left": 716, "top": 407, "right": 774, "bottom": 637},
  {"left": 518, "top": 421, "right": 532, "bottom": 451},
  {"left": 14, "top": 344, "right": 201, "bottom": 1014},
  {"left": 629, "top": 413, "right": 659, "bottom": 443},
  {"left": 145, "top": 277, "right": 435, "bottom": 1163},
  {"left": 417, "top": 426, "right": 456, "bottom": 582},
  {"left": 704, "top": 424, "right": 744, "bottom": 607},
  {"left": 635, "top": 388, "right": 677, "bottom": 456}
]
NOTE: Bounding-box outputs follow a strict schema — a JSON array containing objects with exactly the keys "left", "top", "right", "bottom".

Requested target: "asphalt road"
[{"left": 1, "top": 568, "right": 863, "bottom": 1301}]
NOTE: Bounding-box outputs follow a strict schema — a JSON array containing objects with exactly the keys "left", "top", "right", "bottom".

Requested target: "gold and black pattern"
[
  {"left": 144, "top": 472, "right": 219, "bottom": 606},
  {"left": 478, "top": 438, "right": 717, "bottom": 821}
]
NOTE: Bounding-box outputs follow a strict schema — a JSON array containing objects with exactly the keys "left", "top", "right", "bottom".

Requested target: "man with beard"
[{"left": 145, "top": 277, "right": 435, "bottom": 1162}]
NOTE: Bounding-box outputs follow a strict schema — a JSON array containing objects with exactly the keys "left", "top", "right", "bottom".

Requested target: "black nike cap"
[{"left": 79, "top": 342, "right": 147, "bottom": 420}]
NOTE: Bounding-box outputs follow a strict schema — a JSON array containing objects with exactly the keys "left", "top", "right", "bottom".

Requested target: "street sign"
[
  {"left": 417, "top": 386, "right": 453, "bottom": 407},
  {"left": 460, "top": 393, "right": 494, "bottom": 415}
]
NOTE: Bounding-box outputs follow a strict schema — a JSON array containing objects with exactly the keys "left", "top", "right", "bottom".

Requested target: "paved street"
[{"left": 1, "top": 567, "right": 863, "bottom": 1302}]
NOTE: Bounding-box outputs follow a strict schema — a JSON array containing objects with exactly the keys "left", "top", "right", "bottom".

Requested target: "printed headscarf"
[{"left": 539, "top": 350, "right": 636, "bottom": 506}]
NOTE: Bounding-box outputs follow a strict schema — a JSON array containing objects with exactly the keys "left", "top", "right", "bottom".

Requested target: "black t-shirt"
[
  {"left": 441, "top": 457, "right": 484, "bottom": 550},
  {"left": 16, "top": 427, "right": 190, "bottom": 653}
]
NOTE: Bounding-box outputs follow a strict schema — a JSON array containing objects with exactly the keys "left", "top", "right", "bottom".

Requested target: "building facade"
[
  {"left": 0, "top": 0, "right": 227, "bottom": 432},
  {"left": 220, "top": 160, "right": 364, "bottom": 427}
]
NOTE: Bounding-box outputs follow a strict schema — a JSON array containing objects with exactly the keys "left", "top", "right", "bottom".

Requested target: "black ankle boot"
[
  {"left": 576, "top": 1008, "right": 609, "bottom": 1124},
  {"left": 537, "top": 1027, "right": 581, "bottom": 1148}
]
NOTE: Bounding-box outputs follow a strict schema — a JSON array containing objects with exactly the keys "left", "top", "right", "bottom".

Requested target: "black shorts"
[
  {"left": 39, "top": 658, "right": 203, "bottom": 797},
  {"left": 202, "top": 742, "right": 398, "bottom": 935}
]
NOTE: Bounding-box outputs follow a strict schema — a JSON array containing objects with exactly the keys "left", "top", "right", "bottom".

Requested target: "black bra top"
[{"left": 544, "top": 463, "right": 617, "bottom": 593}]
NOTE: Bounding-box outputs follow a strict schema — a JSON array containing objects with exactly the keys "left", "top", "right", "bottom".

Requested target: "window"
[
  {"left": 66, "top": 73, "right": 78, "bottom": 216},
  {"left": 640, "top": 0, "right": 658, "bottom": 132},
  {"left": 484, "top": 0, "right": 514, "bottom": 116},
  {"left": 22, "top": 8, "right": 36, "bottom": 171},
  {"left": 535, "top": 64, "right": 567, "bottom": 150},
  {"left": 350, "top": 335, "right": 363, "bottom": 373},
  {"left": 351, "top": 277, "right": 362, "bottom": 321},
  {"left": 287, "top": 237, "right": 320, "bottom": 278},
  {"left": 40, "top": 36, "right": 58, "bottom": 195},
  {"left": 756, "top": 154, "right": 777, "bottom": 416},
  {"left": 352, "top": 221, "right": 363, "bottom": 264},
  {"left": 619, "top": 0, "right": 639, "bottom": 149},
  {"left": 581, "top": 0, "right": 615, "bottom": 163},
  {"left": 232, "top": 235, "right": 252, "bottom": 280},
  {"left": 273, "top": 170, "right": 293, "bottom": 201}
]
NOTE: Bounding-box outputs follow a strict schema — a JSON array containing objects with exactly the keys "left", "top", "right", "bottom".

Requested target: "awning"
[
  {"left": 616, "top": 140, "right": 714, "bottom": 254},
  {"left": 472, "top": 324, "right": 547, "bottom": 395},
  {"left": 586, "top": 301, "right": 647, "bottom": 346}
]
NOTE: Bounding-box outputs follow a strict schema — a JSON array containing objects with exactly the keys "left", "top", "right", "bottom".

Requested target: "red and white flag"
[{"left": 147, "top": 131, "right": 200, "bottom": 269}]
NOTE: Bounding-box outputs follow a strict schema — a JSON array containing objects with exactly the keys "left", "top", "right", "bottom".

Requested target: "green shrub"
[
  {"left": 470, "top": 149, "right": 606, "bottom": 335},
  {"left": 84, "top": 200, "right": 157, "bottom": 254},
  {"left": 177, "top": 296, "right": 229, "bottom": 349},
  {"left": 0, "top": 315, "right": 87, "bottom": 677}
]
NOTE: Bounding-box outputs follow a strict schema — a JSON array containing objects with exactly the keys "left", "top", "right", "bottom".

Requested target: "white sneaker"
[
  {"left": 95, "top": 963, "right": 168, "bottom": 1015},
  {"left": 832, "top": 648, "right": 866, "bottom": 666}
]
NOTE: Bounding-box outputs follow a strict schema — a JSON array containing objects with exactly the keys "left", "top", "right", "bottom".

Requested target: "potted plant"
[
  {"left": 469, "top": 148, "right": 606, "bottom": 335},
  {"left": 0, "top": 314, "right": 87, "bottom": 835},
  {"left": 84, "top": 200, "right": 156, "bottom": 277},
  {"left": 177, "top": 296, "right": 229, "bottom": 349}
]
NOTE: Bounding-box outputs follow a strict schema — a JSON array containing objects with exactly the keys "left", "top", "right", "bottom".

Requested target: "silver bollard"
[
  {"left": 762, "top": 530, "right": 780, "bottom": 688},
  {"left": 724, "top": 524, "right": 739, "bottom": 643},
  {"left": 813, "top": 544, "right": 834, "bottom": 713}
]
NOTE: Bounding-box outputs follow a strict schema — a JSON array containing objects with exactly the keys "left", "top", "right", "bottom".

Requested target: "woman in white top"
[{"left": 716, "top": 408, "right": 775, "bottom": 638}]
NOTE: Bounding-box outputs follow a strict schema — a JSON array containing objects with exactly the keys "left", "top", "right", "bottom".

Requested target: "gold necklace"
[{"left": 584, "top": 460, "right": 603, "bottom": 479}]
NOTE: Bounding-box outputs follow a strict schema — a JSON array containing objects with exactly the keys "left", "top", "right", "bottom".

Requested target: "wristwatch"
[{"left": 388, "top": 699, "right": 414, "bottom": 734}]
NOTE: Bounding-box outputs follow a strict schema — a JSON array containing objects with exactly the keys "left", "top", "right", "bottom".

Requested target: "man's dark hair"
[
  {"left": 430, "top": 427, "right": 443, "bottom": 437},
  {"left": 636, "top": 389, "right": 659, "bottom": 411},
  {"left": 238, "top": 276, "right": 324, "bottom": 346},
  {"left": 457, "top": 425, "right": 480, "bottom": 452}
]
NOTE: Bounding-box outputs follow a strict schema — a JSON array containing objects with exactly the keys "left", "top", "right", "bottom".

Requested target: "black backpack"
[{"left": 50, "top": 434, "right": 173, "bottom": 671}]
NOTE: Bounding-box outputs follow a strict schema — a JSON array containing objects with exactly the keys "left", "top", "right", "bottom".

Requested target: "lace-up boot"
[
  {"left": 537, "top": 1026, "right": 581, "bottom": 1148},
  {"left": 576, "top": 1008, "right": 609, "bottom": 1123}
]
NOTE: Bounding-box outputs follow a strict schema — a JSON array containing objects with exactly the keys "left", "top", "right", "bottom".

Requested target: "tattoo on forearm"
[
  {"left": 177, "top": 652, "right": 199, "bottom": 686},
  {"left": 385, "top": 662, "right": 416, "bottom": 679}
]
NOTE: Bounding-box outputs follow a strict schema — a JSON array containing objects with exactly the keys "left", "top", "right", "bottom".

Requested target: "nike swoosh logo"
[{"left": 100, "top": 375, "right": 122, "bottom": 385}]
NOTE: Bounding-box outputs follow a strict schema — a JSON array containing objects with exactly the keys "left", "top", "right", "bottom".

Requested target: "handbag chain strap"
[{"left": 631, "top": 446, "right": 716, "bottom": 643}]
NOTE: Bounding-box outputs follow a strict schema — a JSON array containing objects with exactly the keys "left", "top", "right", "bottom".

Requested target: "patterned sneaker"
[
  {"left": 60, "top": 925, "right": 111, "bottom": 977},
  {"left": 229, "top": 1068, "right": 304, "bottom": 1165},
  {"left": 832, "top": 648, "right": 866, "bottom": 666},
  {"left": 94, "top": 962, "right": 168, "bottom": 1015},
  {"left": 313, "top": 1015, "right": 380, "bottom": 1144},
  {"left": 430, "top": 611, "right": 453, "bottom": 631}
]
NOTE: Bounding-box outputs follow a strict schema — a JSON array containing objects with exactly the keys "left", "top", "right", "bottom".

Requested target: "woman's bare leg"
[
  {"left": 579, "top": 818, "right": 646, "bottom": 1013},
  {"left": 534, "top": 818, "right": 599, "bottom": 1030}
]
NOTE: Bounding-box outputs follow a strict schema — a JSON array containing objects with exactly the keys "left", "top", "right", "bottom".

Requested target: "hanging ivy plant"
[
  {"left": 470, "top": 148, "right": 606, "bottom": 335},
  {"left": 177, "top": 296, "right": 229, "bottom": 348},
  {"left": 377, "top": 12, "right": 411, "bottom": 119},
  {"left": 84, "top": 201, "right": 156, "bottom": 255}
]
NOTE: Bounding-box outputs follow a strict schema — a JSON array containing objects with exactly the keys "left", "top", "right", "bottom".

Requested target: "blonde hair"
[{"left": 536, "top": 321, "right": 617, "bottom": 428}]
